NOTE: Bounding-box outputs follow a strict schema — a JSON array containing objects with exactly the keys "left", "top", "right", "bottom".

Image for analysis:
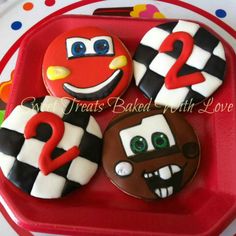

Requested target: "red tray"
[{"left": 1, "top": 15, "right": 236, "bottom": 235}]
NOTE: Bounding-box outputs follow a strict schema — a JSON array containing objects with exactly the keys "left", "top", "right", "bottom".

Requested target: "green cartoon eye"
[
  {"left": 130, "top": 136, "right": 148, "bottom": 154},
  {"left": 152, "top": 132, "right": 170, "bottom": 149}
]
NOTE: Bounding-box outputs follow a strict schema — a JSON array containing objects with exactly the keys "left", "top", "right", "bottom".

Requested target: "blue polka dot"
[
  {"left": 215, "top": 9, "right": 227, "bottom": 18},
  {"left": 11, "top": 21, "right": 22, "bottom": 30}
]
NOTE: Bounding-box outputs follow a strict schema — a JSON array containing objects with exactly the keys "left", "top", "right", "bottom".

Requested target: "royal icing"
[
  {"left": 133, "top": 20, "right": 226, "bottom": 108},
  {"left": 103, "top": 109, "right": 200, "bottom": 200}
]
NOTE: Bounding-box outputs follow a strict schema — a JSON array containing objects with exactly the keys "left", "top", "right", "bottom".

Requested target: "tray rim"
[{"left": 1, "top": 14, "right": 236, "bottom": 235}]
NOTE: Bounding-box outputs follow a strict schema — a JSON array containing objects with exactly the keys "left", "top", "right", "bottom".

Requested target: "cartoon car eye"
[
  {"left": 119, "top": 114, "right": 176, "bottom": 157},
  {"left": 151, "top": 132, "right": 170, "bottom": 149},
  {"left": 71, "top": 41, "right": 86, "bottom": 57},
  {"left": 91, "top": 36, "right": 114, "bottom": 55},
  {"left": 66, "top": 37, "right": 90, "bottom": 58},
  {"left": 93, "top": 39, "right": 110, "bottom": 55},
  {"left": 66, "top": 36, "right": 114, "bottom": 59},
  {"left": 130, "top": 135, "right": 148, "bottom": 154}
]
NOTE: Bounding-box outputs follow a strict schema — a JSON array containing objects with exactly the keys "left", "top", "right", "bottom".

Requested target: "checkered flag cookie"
[
  {"left": 133, "top": 20, "right": 226, "bottom": 108},
  {"left": 0, "top": 96, "right": 102, "bottom": 199}
]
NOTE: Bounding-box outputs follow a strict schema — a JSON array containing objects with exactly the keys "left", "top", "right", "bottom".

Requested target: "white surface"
[
  {"left": 0, "top": 212, "right": 17, "bottom": 236},
  {"left": 220, "top": 219, "right": 236, "bottom": 236}
]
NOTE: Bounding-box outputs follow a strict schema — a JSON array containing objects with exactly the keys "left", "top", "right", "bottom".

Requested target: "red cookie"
[
  {"left": 42, "top": 27, "right": 133, "bottom": 108},
  {"left": 103, "top": 109, "right": 200, "bottom": 200}
]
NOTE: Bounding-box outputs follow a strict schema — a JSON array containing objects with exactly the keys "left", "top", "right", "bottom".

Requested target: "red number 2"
[
  {"left": 159, "top": 32, "right": 205, "bottom": 89},
  {"left": 24, "top": 112, "right": 80, "bottom": 175}
]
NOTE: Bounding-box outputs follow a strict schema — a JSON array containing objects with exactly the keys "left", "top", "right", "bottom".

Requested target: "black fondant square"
[
  {"left": 178, "top": 63, "right": 199, "bottom": 76},
  {"left": 34, "top": 123, "right": 52, "bottom": 142},
  {"left": 157, "top": 22, "right": 178, "bottom": 33},
  {"left": 203, "top": 55, "right": 226, "bottom": 80},
  {"left": 165, "top": 40, "right": 183, "bottom": 59},
  {"left": 63, "top": 101, "right": 90, "bottom": 129},
  {"left": 0, "top": 128, "right": 25, "bottom": 157},
  {"left": 194, "top": 28, "right": 219, "bottom": 53},
  {"left": 22, "top": 97, "right": 45, "bottom": 112},
  {"left": 7, "top": 160, "right": 39, "bottom": 194},
  {"left": 133, "top": 44, "right": 158, "bottom": 66},
  {"left": 79, "top": 132, "right": 102, "bottom": 164},
  {"left": 139, "top": 69, "right": 164, "bottom": 99},
  {"left": 51, "top": 147, "right": 72, "bottom": 178},
  {"left": 62, "top": 180, "right": 81, "bottom": 196},
  {"left": 184, "top": 89, "right": 206, "bottom": 104}
]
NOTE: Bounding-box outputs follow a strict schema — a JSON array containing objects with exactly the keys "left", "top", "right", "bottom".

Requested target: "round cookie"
[
  {"left": 133, "top": 20, "right": 226, "bottom": 108},
  {"left": 0, "top": 96, "right": 102, "bottom": 199},
  {"left": 103, "top": 108, "right": 200, "bottom": 200},
  {"left": 42, "top": 27, "right": 133, "bottom": 109}
]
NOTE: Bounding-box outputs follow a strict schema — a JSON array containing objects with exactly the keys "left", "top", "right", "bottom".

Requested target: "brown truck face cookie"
[{"left": 102, "top": 109, "right": 200, "bottom": 200}]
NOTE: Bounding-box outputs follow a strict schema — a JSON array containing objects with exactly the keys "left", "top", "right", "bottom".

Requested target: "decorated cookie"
[
  {"left": 0, "top": 96, "right": 102, "bottom": 199},
  {"left": 133, "top": 20, "right": 226, "bottom": 108},
  {"left": 103, "top": 109, "right": 200, "bottom": 199},
  {"left": 42, "top": 27, "right": 133, "bottom": 108}
]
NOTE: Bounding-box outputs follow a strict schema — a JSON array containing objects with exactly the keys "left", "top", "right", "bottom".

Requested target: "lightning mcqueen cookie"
[
  {"left": 42, "top": 27, "right": 133, "bottom": 108},
  {"left": 102, "top": 108, "right": 200, "bottom": 200}
]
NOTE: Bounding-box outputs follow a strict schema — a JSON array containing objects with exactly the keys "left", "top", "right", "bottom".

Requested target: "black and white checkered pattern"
[
  {"left": 133, "top": 20, "right": 226, "bottom": 108},
  {"left": 0, "top": 96, "right": 102, "bottom": 199}
]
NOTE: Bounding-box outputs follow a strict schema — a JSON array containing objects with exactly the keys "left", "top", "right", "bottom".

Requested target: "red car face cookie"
[
  {"left": 0, "top": 96, "right": 102, "bottom": 199},
  {"left": 42, "top": 27, "right": 133, "bottom": 108},
  {"left": 103, "top": 109, "right": 200, "bottom": 200}
]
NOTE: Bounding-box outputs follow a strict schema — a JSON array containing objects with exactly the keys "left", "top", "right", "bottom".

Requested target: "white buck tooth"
[
  {"left": 144, "top": 173, "right": 148, "bottom": 178},
  {"left": 148, "top": 173, "right": 153, "bottom": 178},
  {"left": 160, "top": 188, "right": 167, "bottom": 198},
  {"left": 167, "top": 186, "right": 173, "bottom": 196},
  {"left": 155, "top": 189, "right": 161, "bottom": 197},
  {"left": 154, "top": 171, "right": 158, "bottom": 176},
  {"left": 171, "top": 165, "right": 181, "bottom": 174},
  {"left": 159, "top": 166, "right": 172, "bottom": 180}
]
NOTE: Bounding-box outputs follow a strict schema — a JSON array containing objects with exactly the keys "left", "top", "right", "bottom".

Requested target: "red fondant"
[
  {"left": 24, "top": 112, "right": 80, "bottom": 175},
  {"left": 42, "top": 27, "right": 133, "bottom": 107},
  {"left": 159, "top": 32, "right": 205, "bottom": 89}
]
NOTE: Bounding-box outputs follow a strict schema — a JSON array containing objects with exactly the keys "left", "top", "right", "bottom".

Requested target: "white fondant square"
[
  {"left": 141, "top": 27, "right": 170, "bottom": 50},
  {"left": 154, "top": 84, "right": 189, "bottom": 108},
  {"left": 191, "top": 72, "right": 223, "bottom": 97},
  {"left": 1, "top": 105, "right": 37, "bottom": 134},
  {"left": 31, "top": 172, "right": 66, "bottom": 199},
  {"left": 86, "top": 116, "right": 102, "bottom": 138},
  {"left": 173, "top": 20, "right": 200, "bottom": 36},
  {"left": 133, "top": 60, "right": 147, "bottom": 86},
  {"left": 57, "top": 122, "right": 84, "bottom": 151},
  {"left": 0, "top": 152, "right": 15, "bottom": 177},
  {"left": 186, "top": 45, "right": 211, "bottom": 70},
  {"left": 67, "top": 156, "right": 98, "bottom": 185},
  {"left": 213, "top": 42, "right": 226, "bottom": 60},
  {"left": 40, "top": 96, "right": 70, "bottom": 118},
  {"left": 119, "top": 114, "right": 175, "bottom": 157},
  {"left": 17, "top": 139, "right": 44, "bottom": 168},
  {"left": 149, "top": 53, "right": 176, "bottom": 77}
]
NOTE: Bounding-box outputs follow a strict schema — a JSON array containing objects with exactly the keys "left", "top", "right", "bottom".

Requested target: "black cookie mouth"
[
  {"left": 63, "top": 69, "right": 123, "bottom": 101},
  {"left": 143, "top": 164, "right": 185, "bottom": 199}
]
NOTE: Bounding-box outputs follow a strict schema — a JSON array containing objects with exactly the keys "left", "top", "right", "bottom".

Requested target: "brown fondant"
[{"left": 102, "top": 108, "right": 200, "bottom": 200}]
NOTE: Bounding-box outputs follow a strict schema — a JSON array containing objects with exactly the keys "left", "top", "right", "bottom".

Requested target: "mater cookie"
[{"left": 102, "top": 108, "right": 200, "bottom": 199}]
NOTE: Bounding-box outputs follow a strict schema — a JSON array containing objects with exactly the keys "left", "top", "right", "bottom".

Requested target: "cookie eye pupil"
[
  {"left": 152, "top": 132, "right": 170, "bottom": 149},
  {"left": 130, "top": 136, "right": 148, "bottom": 154},
  {"left": 94, "top": 39, "right": 109, "bottom": 55},
  {"left": 71, "top": 42, "right": 86, "bottom": 56}
]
